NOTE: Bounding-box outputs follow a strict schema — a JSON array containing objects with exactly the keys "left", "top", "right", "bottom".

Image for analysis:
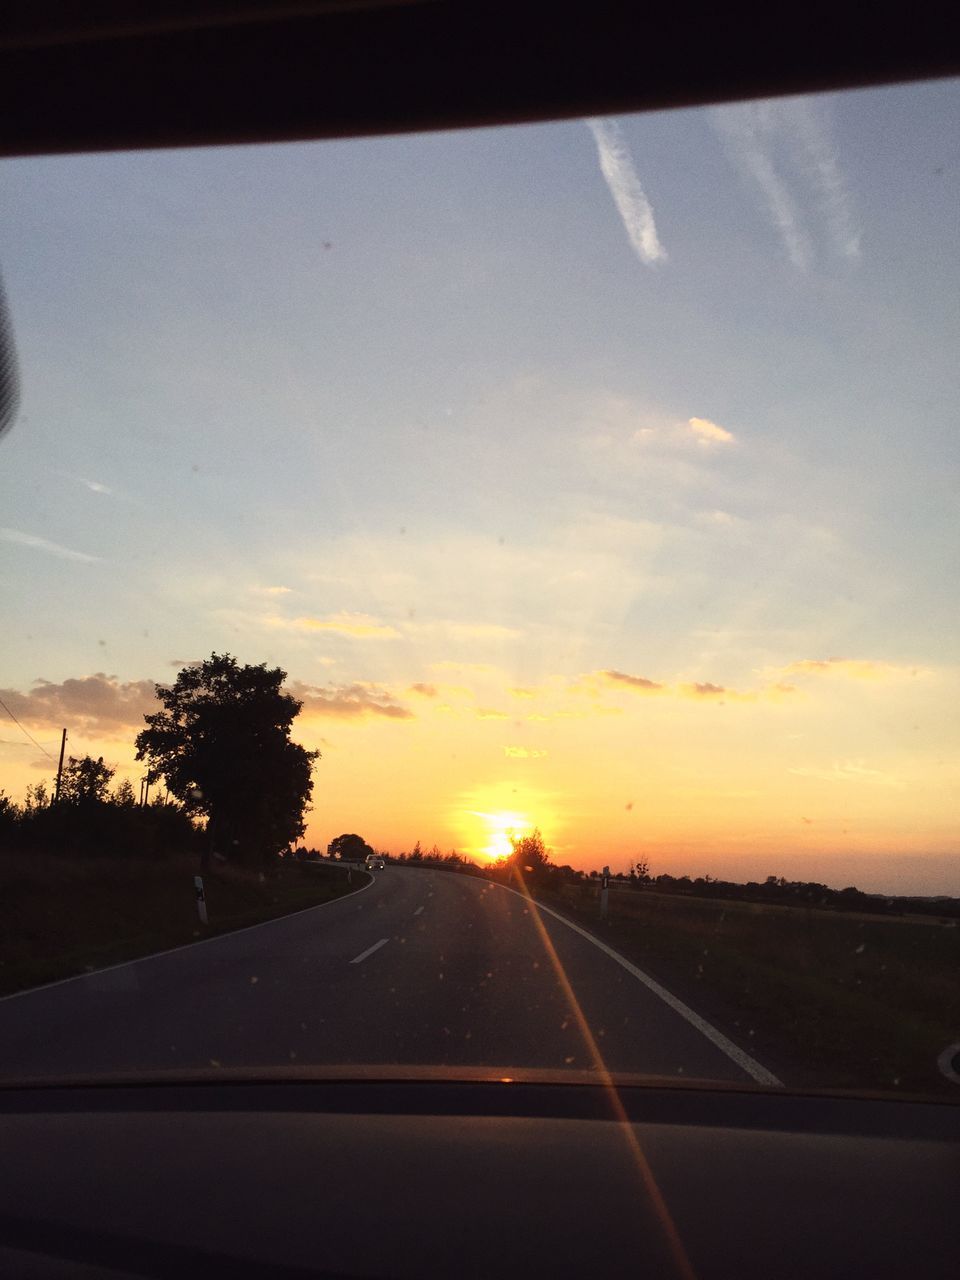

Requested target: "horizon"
[
  {"left": 3, "top": 657, "right": 957, "bottom": 897},
  {"left": 2, "top": 79, "right": 958, "bottom": 897}
]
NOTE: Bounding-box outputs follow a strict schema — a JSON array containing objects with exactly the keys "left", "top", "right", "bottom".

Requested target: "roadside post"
[
  {"left": 600, "top": 865, "right": 610, "bottom": 921},
  {"left": 194, "top": 875, "right": 208, "bottom": 925}
]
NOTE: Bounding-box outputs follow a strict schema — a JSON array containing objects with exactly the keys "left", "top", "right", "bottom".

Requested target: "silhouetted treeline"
[
  {"left": 619, "top": 872, "right": 960, "bottom": 920},
  {"left": 289, "top": 839, "right": 486, "bottom": 877},
  {"left": 392, "top": 842, "right": 483, "bottom": 875},
  {"left": 0, "top": 758, "right": 200, "bottom": 861},
  {"left": 332, "top": 833, "right": 960, "bottom": 920}
]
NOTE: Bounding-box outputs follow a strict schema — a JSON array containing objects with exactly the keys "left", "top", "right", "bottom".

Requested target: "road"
[{"left": 0, "top": 868, "right": 773, "bottom": 1083}]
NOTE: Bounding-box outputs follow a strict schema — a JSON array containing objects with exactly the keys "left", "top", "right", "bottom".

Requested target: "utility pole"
[{"left": 53, "top": 728, "right": 66, "bottom": 804}]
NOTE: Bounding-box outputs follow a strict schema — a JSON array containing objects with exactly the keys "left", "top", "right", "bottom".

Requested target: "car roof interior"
[{"left": 1, "top": 0, "right": 957, "bottom": 158}]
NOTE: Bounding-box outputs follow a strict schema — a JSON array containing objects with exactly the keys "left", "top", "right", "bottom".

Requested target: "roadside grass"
[
  {"left": 0, "top": 853, "right": 368, "bottom": 997},
  {"left": 548, "top": 885, "right": 960, "bottom": 1097}
]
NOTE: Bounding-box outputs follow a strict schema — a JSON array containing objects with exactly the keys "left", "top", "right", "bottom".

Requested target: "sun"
[
  {"left": 486, "top": 829, "right": 514, "bottom": 860},
  {"left": 469, "top": 809, "right": 531, "bottom": 861}
]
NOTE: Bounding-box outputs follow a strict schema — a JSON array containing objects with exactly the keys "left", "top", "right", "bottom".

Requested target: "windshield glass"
[{"left": 1, "top": 79, "right": 958, "bottom": 1098}]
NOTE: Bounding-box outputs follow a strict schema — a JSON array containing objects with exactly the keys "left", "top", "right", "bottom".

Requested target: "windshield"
[{"left": 1, "top": 79, "right": 957, "bottom": 1098}]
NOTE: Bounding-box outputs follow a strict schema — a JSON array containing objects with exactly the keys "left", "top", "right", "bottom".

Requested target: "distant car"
[{"left": 364, "top": 854, "right": 385, "bottom": 871}]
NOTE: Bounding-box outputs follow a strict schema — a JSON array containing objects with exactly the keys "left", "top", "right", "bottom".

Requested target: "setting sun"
[{"left": 469, "top": 810, "right": 531, "bottom": 861}]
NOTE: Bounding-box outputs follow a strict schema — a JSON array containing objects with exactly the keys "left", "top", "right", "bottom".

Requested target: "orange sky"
[{"left": 4, "top": 651, "right": 956, "bottom": 895}]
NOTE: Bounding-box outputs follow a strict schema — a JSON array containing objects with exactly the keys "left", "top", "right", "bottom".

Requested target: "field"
[
  {"left": 550, "top": 883, "right": 960, "bottom": 1097},
  {"left": 0, "top": 853, "right": 367, "bottom": 998}
]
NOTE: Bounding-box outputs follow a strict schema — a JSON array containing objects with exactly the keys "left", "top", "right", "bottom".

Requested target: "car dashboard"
[{"left": 0, "top": 1072, "right": 956, "bottom": 1278}]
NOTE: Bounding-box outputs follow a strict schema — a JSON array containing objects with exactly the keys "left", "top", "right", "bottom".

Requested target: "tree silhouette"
[
  {"left": 112, "top": 778, "right": 137, "bottom": 809},
  {"left": 327, "top": 833, "right": 373, "bottom": 862},
  {"left": 507, "top": 828, "right": 553, "bottom": 887},
  {"left": 23, "top": 781, "right": 49, "bottom": 813},
  {"left": 0, "top": 790, "right": 17, "bottom": 840},
  {"left": 136, "top": 653, "right": 319, "bottom": 867},
  {"left": 60, "top": 755, "right": 114, "bottom": 806}
]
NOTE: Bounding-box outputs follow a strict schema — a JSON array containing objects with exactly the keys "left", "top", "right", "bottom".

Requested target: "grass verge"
[
  {"left": 544, "top": 885, "right": 960, "bottom": 1098},
  {"left": 0, "top": 853, "right": 369, "bottom": 998}
]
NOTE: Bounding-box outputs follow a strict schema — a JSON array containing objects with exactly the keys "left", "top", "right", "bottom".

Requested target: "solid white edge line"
[
  {"left": 0, "top": 869, "right": 376, "bottom": 1005},
  {"left": 350, "top": 937, "right": 389, "bottom": 965},
  {"left": 497, "top": 882, "right": 782, "bottom": 1088}
]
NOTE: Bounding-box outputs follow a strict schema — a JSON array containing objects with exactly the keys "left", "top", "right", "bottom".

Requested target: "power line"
[{"left": 0, "top": 695, "right": 56, "bottom": 762}]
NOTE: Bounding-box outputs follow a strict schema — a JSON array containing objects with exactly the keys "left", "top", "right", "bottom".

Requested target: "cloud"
[
  {"left": 433, "top": 683, "right": 475, "bottom": 700},
  {"left": 677, "top": 680, "right": 795, "bottom": 703},
  {"left": 696, "top": 509, "right": 745, "bottom": 527},
  {"left": 623, "top": 408, "right": 736, "bottom": 454},
  {"left": 503, "top": 746, "right": 548, "bottom": 759},
  {"left": 549, "top": 706, "right": 624, "bottom": 720},
  {"left": 789, "top": 760, "right": 898, "bottom": 786},
  {"left": 509, "top": 687, "right": 536, "bottom": 699},
  {"left": 411, "top": 621, "right": 522, "bottom": 642},
  {"left": 430, "top": 661, "right": 494, "bottom": 674},
  {"left": 600, "top": 670, "right": 664, "bottom": 693},
  {"left": 449, "top": 622, "right": 522, "bottom": 641},
  {"left": 711, "top": 97, "right": 859, "bottom": 268},
  {"left": 289, "top": 680, "right": 413, "bottom": 721},
  {"left": 779, "top": 658, "right": 926, "bottom": 682},
  {"left": 266, "top": 612, "right": 400, "bottom": 639},
  {"left": 77, "top": 477, "right": 113, "bottom": 495},
  {"left": 3, "top": 667, "right": 420, "bottom": 740},
  {"left": 0, "top": 674, "right": 157, "bottom": 734},
  {"left": 592, "top": 669, "right": 794, "bottom": 704},
  {"left": 409, "top": 683, "right": 437, "bottom": 697},
  {"left": 251, "top": 585, "right": 293, "bottom": 596},
  {"left": 476, "top": 708, "right": 509, "bottom": 720},
  {"left": 688, "top": 417, "right": 735, "bottom": 446},
  {"left": 0, "top": 527, "right": 101, "bottom": 564},
  {"left": 586, "top": 117, "right": 667, "bottom": 265}
]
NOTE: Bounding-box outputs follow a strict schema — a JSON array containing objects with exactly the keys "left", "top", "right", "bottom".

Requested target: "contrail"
[
  {"left": 0, "top": 527, "right": 101, "bottom": 563},
  {"left": 712, "top": 97, "right": 860, "bottom": 267},
  {"left": 586, "top": 118, "right": 667, "bottom": 266},
  {"left": 782, "top": 97, "right": 861, "bottom": 258},
  {"left": 711, "top": 102, "right": 811, "bottom": 269}
]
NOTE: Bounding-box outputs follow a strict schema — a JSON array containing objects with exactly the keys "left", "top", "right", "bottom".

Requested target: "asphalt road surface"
[{"left": 0, "top": 868, "right": 774, "bottom": 1083}]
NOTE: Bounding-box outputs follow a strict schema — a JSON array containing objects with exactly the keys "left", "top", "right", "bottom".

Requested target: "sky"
[{"left": 1, "top": 79, "right": 958, "bottom": 893}]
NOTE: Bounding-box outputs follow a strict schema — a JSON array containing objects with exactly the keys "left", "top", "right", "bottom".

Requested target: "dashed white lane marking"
[
  {"left": 350, "top": 938, "right": 389, "bottom": 965},
  {"left": 413, "top": 906, "right": 424, "bottom": 917}
]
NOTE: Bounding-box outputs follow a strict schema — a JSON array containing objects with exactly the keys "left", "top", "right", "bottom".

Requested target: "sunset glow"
[
  {"left": 469, "top": 811, "right": 533, "bottom": 861},
  {"left": 1, "top": 81, "right": 958, "bottom": 895}
]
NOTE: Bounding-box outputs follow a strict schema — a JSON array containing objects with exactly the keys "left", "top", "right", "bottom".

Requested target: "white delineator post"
[
  {"left": 600, "top": 865, "right": 610, "bottom": 921},
  {"left": 194, "top": 875, "right": 208, "bottom": 925}
]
